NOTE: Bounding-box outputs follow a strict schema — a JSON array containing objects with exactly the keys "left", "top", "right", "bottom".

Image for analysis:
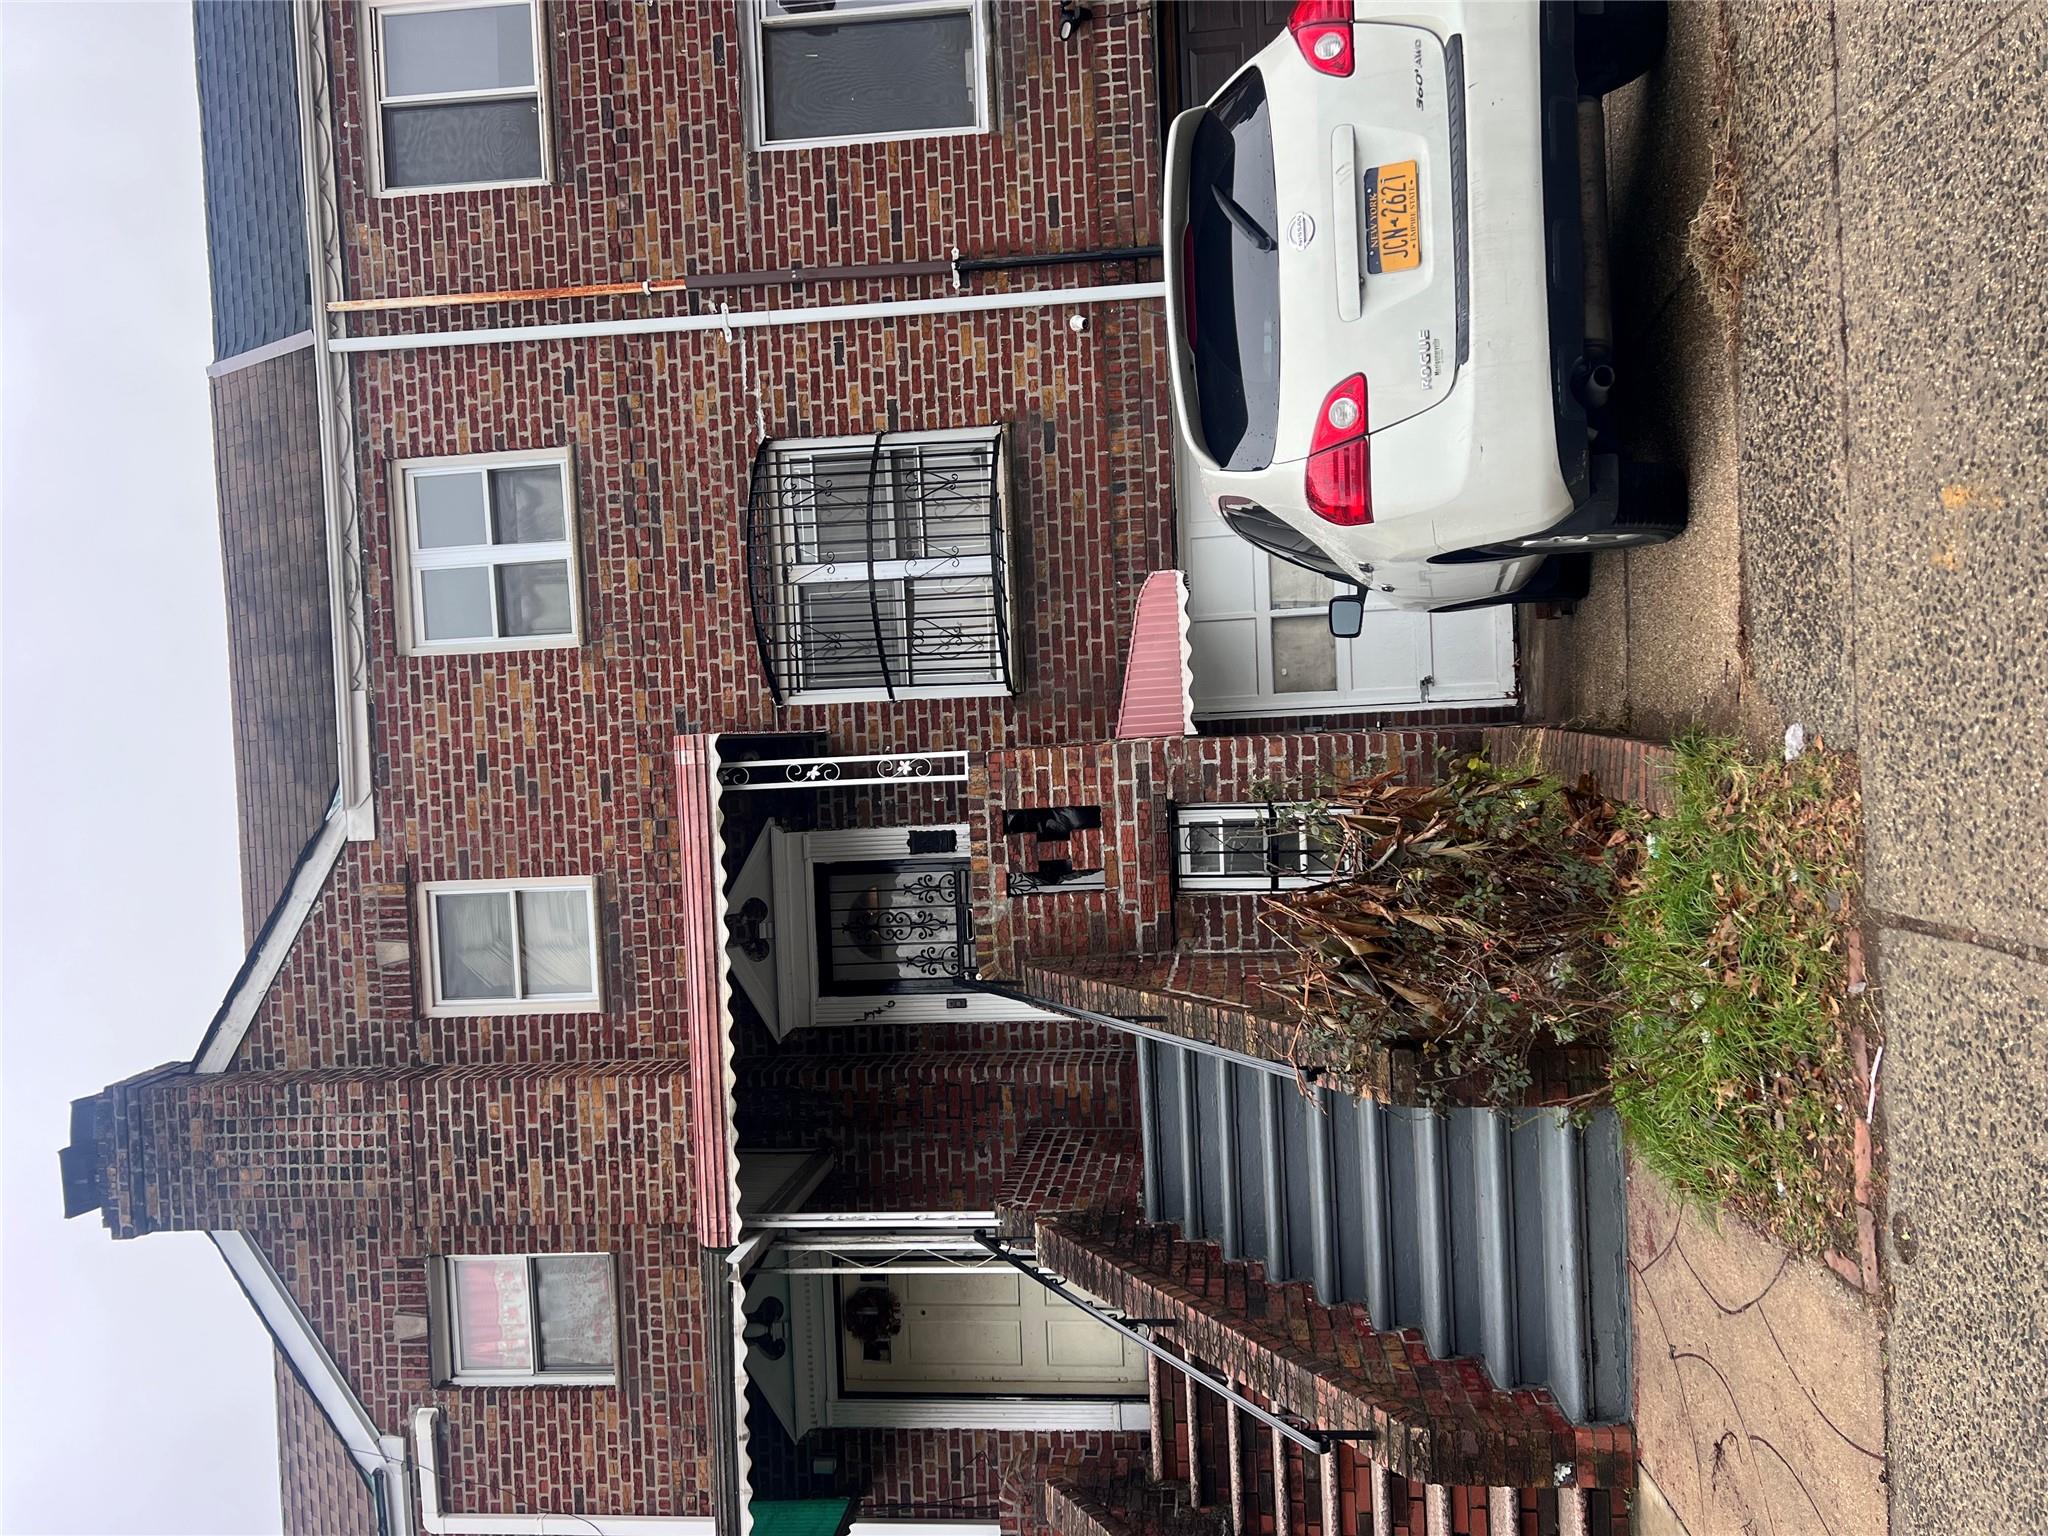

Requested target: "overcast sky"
[{"left": 2, "top": 3, "right": 283, "bottom": 1531}]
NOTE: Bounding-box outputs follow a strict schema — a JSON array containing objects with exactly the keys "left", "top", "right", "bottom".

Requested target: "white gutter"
[
  {"left": 194, "top": 811, "right": 348, "bottom": 1073},
  {"left": 329, "top": 281, "right": 1165, "bottom": 354},
  {"left": 413, "top": 1408, "right": 716, "bottom": 1536},
  {"left": 291, "top": 0, "right": 375, "bottom": 840},
  {"left": 213, "top": 1232, "right": 414, "bottom": 1536}
]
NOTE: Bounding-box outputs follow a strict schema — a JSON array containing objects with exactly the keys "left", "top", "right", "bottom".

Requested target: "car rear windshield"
[{"left": 1186, "top": 70, "right": 1280, "bottom": 472}]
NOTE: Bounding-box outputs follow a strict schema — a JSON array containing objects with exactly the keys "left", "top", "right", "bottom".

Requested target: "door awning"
[{"left": 1116, "top": 569, "right": 1195, "bottom": 738}]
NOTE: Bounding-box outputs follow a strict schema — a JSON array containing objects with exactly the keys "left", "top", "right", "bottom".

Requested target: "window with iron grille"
[
  {"left": 746, "top": 428, "right": 1014, "bottom": 704},
  {"left": 1174, "top": 804, "right": 1343, "bottom": 892}
]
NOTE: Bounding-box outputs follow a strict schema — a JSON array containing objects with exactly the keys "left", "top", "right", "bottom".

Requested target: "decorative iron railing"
[{"left": 746, "top": 430, "right": 1014, "bottom": 704}]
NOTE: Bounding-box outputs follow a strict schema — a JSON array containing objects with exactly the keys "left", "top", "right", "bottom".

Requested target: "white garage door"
[{"left": 1182, "top": 507, "right": 1517, "bottom": 719}]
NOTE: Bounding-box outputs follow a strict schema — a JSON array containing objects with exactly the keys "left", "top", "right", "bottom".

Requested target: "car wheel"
[{"left": 1576, "top": 0, "right": 1669, "bottom": 96}]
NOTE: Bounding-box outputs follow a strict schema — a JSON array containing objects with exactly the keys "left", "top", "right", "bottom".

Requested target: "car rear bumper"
[{"left": 1368, "top": 0, "right": 1607, "bottom": 555}]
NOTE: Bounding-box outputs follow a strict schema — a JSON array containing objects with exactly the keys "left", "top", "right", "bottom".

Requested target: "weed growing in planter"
[{"left": 1262, "top": 754, "right": 1639, "bottom": 1106}]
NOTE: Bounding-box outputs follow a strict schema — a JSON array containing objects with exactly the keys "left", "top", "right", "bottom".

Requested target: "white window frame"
[
  {"left": 742, "top": 0, "right": 993, "bottom": 153},
  {"left": 362, "top": 0, "right": 552, "bottom": 197},
  {"left": 392, "top": 447, "right": 581, "bottom": 656},
  {"left": 1174, "top": 804, "right": 1340, "bottom": 893},
  {"left": 766, "top": 427, "right": 1013, "bottom": 706},
  {"left": 420, "top": 876, "right": 602, "bottom": 1016},
  {"left": 432, "top": 1253, "right": 619, "bottom": 1386}
]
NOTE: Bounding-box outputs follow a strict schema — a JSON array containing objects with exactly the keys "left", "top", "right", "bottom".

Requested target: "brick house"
[{"left": 63, "top": 4, "right": 1630, "bottom": 1535}]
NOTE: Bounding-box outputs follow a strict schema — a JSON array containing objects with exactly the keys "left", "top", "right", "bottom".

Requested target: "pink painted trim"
[
  {"left": 1116, "top": 569, "right": 1194, "bottom": 739},
  {"left": 674, "top": 735, "right": 736, "bottom": 1248}
]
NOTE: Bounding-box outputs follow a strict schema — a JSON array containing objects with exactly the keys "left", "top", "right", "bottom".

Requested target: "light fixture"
[{"left": 1058, "top": 0, "right": 1093, "bottom": 43}]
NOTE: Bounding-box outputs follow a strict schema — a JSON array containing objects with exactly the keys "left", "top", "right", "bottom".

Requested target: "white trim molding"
[
  {"left": 213, "top": 1232, "right": 415, "bottom": 1536},
  {"left": 194, "top": 811, "right": 350, "bottom": 1073},
  {"left": 206, "top": 330, "right": 316, "bottom": 378},
  {"left": 414, "top": 1407, "right": 716, "bottom": 1535}
]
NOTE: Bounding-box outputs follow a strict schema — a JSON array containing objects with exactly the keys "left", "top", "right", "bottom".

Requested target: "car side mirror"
[{"left": 1327, "top": 592, "right": 1366, "bottom": 638}]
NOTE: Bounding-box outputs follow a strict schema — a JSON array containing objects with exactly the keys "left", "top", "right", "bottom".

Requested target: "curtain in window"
[
  {"left": 452, "top": 1257, "right": 531, "bottom": 1373},
  {"left": 437, "top": 892, "right": 516, "bottom": 1001},
  {"left": 517, "top": 888, "right": 594, "bottom": 997},
  {"left": 534, "top": 1256, "right": 616, "bottom": 1372}
]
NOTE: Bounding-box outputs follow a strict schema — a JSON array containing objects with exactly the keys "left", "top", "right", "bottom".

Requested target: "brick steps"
[{"left": 1032, "top": 1209, "right": 1635, "bottom": 1536}]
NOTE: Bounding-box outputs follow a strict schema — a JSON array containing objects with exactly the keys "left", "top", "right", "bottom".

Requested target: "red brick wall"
[
  {"left": 976, "top": 732, "right": 1470, "bottom": 971},
  {"left": 212, "top": 348, "right": 337, "bottom": 943},
  {"left": 737, "top": 1049, "right": 1136, "bottom": 1213}
]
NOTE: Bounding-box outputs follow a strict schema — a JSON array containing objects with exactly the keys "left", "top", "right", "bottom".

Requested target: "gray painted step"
[{"left": 1134, "top": 1037, "right": 1632, "bottom": 1425}]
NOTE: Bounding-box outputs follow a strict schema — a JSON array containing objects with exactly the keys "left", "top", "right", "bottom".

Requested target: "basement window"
[
  {"left": 369, "top": 0, "right": 550, "bottom": 193},
  {"left": 421, "top": 877, "right": 601, "bottom": 1015},
  {"left": 1174, "top": 804, "right": 1342, "bottom": 892},
  {"left": 745, "top": 0, "right": 991, "bottom": 150},
  {"left": 395, "top": 450, "right": 579, "bottom": 654},
  {"left": 434, "top": 1254, "right": 618, "bottom": 1385}
]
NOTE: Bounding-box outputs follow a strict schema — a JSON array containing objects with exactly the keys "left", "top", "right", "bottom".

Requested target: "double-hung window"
[
  {"left": 396, "top": 451, "right": 578, "bottom": 652},
  {"left": 1175, "top": 804, "right": 1343, "bottom": 892},
  {"left": 370, "top": 0, "right": 549, "bottom": 192},
  {"left": 422, "top": 877, "right": 600, "bottom": 1014},
  {"left": 436, "top": 1254, "right": 617, "bottom": 1385},
  {"left": 747, "top": 428, "right": 1013, "bottom": 703},
  {"left": 746, "top": 0, "right": 990, "bottom": 150}
]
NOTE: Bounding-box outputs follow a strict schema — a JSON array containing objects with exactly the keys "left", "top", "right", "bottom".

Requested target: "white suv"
[{"left": 1164, "top": 0, "right": 1679, "bottom": 618}]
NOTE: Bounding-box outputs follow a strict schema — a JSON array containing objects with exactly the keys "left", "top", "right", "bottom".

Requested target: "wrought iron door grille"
[
  {"left": 746, "top": 431, "right": 1014, "bottom": 703},
  {"left": 813, "top": 859, "right": 974, "bottom": 995}
]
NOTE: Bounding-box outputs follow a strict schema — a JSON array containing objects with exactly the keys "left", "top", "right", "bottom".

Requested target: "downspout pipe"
[
  {"left": 413, "top": 1408, "right": 716, "bottom": 1535},
  {"left": 330, "top": 280, "right": 1166, "bottom": 355}
]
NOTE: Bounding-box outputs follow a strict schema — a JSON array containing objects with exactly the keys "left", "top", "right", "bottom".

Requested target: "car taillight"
[
  {"left": 1288, "top": 0, "right": 1354, "bottom": 76},
  {"left": 1304, "top": 375, "right": 1371, "bottom": 526}
]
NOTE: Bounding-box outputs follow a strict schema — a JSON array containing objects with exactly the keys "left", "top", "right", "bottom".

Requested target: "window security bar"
[
  {"left": 744, "top": 432, "right": 1014, "bottom": 704},
  {"left": 971, "top": 1232, "right": 1375, "bottom": 1457}
]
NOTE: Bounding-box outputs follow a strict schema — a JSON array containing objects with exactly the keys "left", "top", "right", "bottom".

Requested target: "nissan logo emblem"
[{"left": 1286, "top": 212, "right": 1316, "bottom": 249}]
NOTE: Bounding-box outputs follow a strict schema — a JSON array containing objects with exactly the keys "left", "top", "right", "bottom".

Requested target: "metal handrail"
[
  {"left": 742, "top": 439, "right": 784, "bottom": 705},
  {"left": 862, "top": 431, "right": 896, "bottom": 700},
  {"left": 969, "top": 978, "right": 1297, "bottom": 1080},
  {"left": 972, "top": 1231, "right": 1373, "bottom": 1457}
]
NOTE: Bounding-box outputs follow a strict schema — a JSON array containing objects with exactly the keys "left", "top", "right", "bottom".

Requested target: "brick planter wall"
[
  {"left": 1036, "top": 1209, "right": 1633, "bottom": 1493},
  {"left": 1015, "top": 955, "right": 1609, "bottom": 1110}
]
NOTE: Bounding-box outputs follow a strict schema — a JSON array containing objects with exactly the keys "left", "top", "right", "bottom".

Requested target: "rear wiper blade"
[{"left": 1210, "top": 184, "right": 1277, "bottom": 252}]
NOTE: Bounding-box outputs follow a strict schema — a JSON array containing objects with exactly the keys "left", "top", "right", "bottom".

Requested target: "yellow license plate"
[{"left": 1366, "top": 159, "right": 1422, "bottom": 274}]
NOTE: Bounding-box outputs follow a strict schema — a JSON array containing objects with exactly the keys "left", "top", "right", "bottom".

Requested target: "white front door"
[
  {"left": 1181, "top": 507, "right": 1517, "bottom": 718},
  {"left": 837, "top": 1270, "right": 1146, "bottom": 1398}
]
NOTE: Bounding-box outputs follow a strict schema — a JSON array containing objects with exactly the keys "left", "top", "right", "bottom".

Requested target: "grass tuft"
[{"left": 1606, "top": 734, "right": 1864, "bottom": 1254}]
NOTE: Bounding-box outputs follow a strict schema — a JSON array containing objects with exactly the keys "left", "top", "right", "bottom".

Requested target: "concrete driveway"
[{"left": 1525, "top": 3, "right": 2048, "bottom": 1531}]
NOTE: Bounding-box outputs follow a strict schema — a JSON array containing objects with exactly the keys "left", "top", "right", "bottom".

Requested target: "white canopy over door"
[{"left": 1180, "top": 503, "right": 1517, "bottom": 719}]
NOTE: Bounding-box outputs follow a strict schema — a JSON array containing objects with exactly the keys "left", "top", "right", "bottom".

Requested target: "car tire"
[{"left": 1576, "top": 0, "right": 1669, "bottom": 96}]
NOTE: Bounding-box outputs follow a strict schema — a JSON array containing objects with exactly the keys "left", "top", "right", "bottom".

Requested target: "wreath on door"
[{"left": 843, "top": 1283, "right": 903, "bottom": 1361}]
